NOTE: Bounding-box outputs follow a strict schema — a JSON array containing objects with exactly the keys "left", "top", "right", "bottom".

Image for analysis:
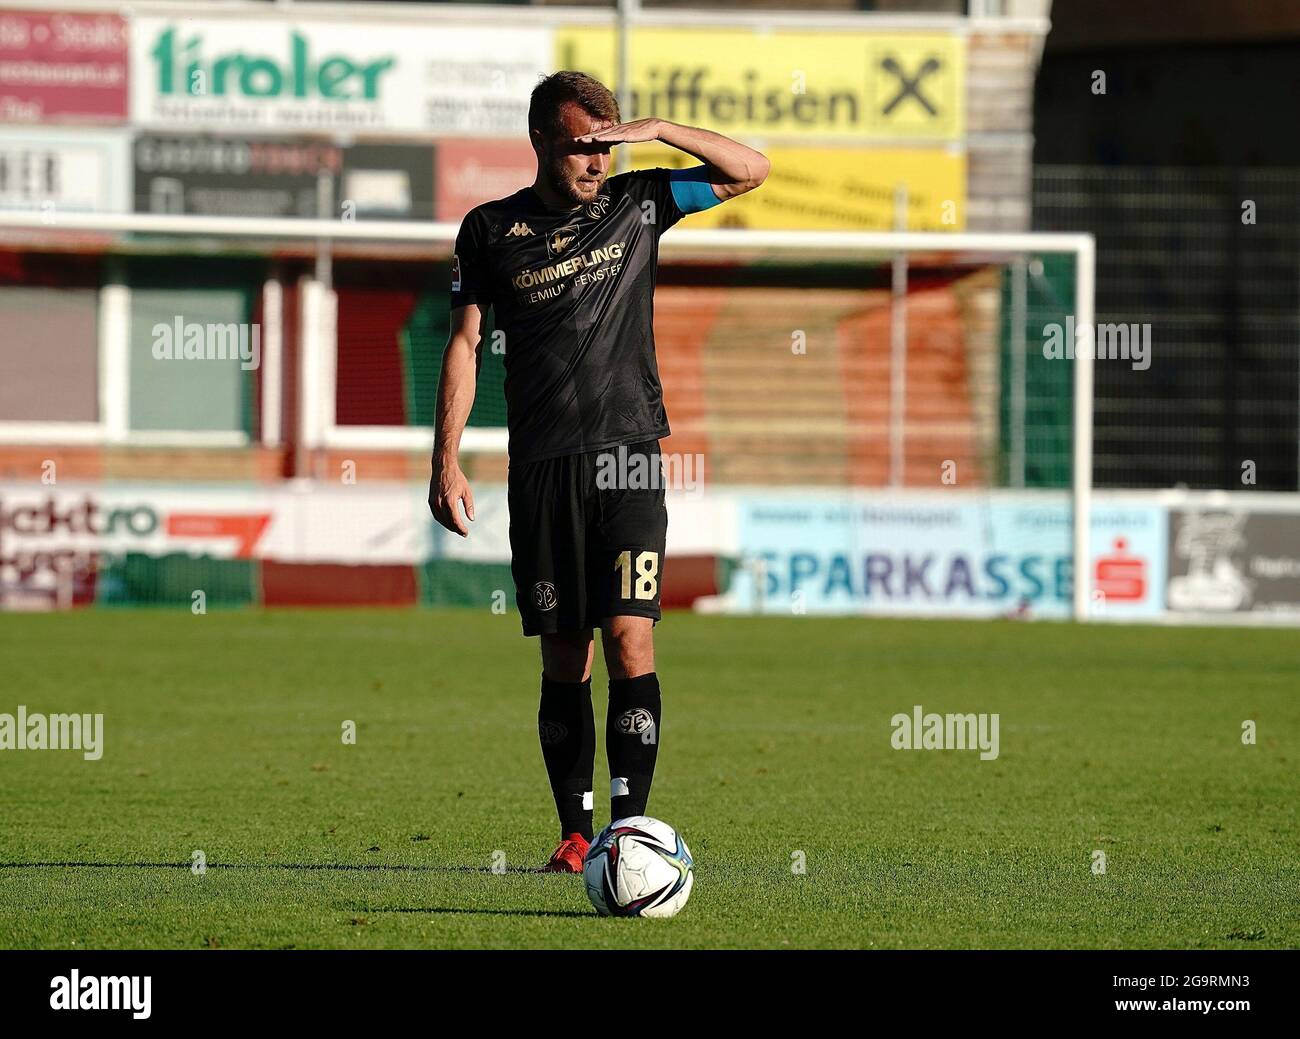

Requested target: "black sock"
[
  {"left": 538, "top": 676, "right": 595, "bottom": 841},
  {"left": 606, "top": 672, "right": 662, "bottom": 821}
]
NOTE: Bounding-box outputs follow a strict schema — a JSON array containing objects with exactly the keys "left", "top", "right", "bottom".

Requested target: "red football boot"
[{"left": 541, "top": 833, "right": 589, "bottom": 873}]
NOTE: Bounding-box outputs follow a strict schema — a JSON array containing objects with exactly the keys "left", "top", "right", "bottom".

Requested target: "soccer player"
[{"left": 429, "top": 71, "right": 769, "bottom": 872}]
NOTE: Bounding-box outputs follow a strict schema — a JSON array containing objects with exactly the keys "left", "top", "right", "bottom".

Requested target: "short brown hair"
[{"left": 528, "top": 70, "right": 620, "bottom": 139}]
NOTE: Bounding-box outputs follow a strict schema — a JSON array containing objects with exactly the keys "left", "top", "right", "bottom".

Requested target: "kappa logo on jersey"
[
  {"left": 547, "top": 225, "right": 580, "bottom": 257},
  {"left": 505, "top": 222, "right": 535, "bottom": 237},
  {"left": 450, "top": 253, "right": 461, "bottom": 292},
  {"left": 533, "top": 581, "right": 558, "bottom": 611},
  {"left": 585, "top": 194, "right": 611, "bottom": 220},
  {"left": 616, "top": 707, "right": 654, "bottom": 735}
]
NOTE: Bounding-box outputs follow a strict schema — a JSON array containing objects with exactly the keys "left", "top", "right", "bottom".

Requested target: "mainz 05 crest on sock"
[
  {"left": 606, "top": 672, "right": 662, "bottom": 820},
  {"left": 538, "top": 676, "right": 595, "bottom": 840}
]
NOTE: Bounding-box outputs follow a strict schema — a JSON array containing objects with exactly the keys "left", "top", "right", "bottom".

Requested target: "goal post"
[{"left": 0, "top": 210, "right": 1097, "bottom": 619}]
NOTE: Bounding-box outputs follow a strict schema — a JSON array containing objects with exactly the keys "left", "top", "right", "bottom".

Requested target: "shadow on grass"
[
  {"left": 0, "top": 861, "right": 553, "bottom": 876},
  {"left": 357, "top": 906, "right": 591, "bottom": 919},
  {"left": 0, "top": 861, "right": 596, "bottom": 921}
]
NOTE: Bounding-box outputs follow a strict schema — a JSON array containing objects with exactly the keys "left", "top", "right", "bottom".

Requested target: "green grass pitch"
[{"left": 1, "top": 609, "right": 1295, "bottom": 949}]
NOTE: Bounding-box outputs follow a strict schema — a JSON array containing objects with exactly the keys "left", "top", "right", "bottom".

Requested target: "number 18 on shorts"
[{"left": 508, "top": 440, "right": 668, "bottom": 636}]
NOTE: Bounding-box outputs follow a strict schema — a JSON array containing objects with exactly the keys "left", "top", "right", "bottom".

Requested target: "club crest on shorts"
[
  {"left": 616, "top": 707, "right": 654, "bottom": 735},
  {"left": 533, "top": 581, "right": 558, "bottom": 611}
]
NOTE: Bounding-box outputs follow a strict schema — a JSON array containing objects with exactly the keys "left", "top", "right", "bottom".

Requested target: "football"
[{"left": 583, "top": 816, "right": 694, "bottom": 918}]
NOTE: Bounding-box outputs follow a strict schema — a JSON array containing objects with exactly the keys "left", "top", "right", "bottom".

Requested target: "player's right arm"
[
  {"left": 431, "top": 211, "right": 494, "bottom": 537},
  {"left": 429, "top": 303, "right": 483, "bottom": 537}
]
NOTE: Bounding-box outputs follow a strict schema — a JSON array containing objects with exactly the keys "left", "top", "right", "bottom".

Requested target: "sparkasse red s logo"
[{"left": 1094, "top": 537, "right": 1146, "bottom": 601}]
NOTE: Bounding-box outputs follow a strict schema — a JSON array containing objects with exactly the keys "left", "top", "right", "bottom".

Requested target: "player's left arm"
[{"left": 576, "top": 118, "right": 770, "bottom": 204}]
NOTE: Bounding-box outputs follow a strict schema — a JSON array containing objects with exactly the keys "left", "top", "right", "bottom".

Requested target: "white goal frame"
[{"left": 0, "top": 210, "right": 1096, "bottom": 619}]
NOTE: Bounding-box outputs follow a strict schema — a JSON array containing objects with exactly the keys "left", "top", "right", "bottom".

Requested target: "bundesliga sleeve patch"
[
  {"left": 451, "top": 253, "right": 462, "bottom": 292},
  {"left": 668, "top": 166, "right": 723, "bottom": 214}
]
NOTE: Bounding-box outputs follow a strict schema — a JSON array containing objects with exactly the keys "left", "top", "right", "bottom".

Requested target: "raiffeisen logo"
[{"left": 149, "top": 26, "right": 396, "bottom": 101}]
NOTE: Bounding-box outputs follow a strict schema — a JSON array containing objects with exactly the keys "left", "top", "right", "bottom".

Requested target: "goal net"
[{"left": 0, "top": 211, "right": 1096, "bottom": 618}]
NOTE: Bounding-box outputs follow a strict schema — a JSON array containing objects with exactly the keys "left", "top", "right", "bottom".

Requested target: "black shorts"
[{"left": 508, "top": 439, "right": 668, "bottom": 637}]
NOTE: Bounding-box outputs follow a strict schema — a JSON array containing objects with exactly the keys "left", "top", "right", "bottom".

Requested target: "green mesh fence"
[
  {"left": 403, "top": 288, "right": 507, "bottom": 430},
  {"left": 998, "top": 252, "right": 1077, "bottom": 489}
]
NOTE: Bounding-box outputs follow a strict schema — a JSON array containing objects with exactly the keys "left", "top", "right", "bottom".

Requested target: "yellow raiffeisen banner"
[
  {"left": 556, "top": 29, "right": 965, "bottom": 142},
  {"left": 629, "top": 144, "right": 966, "bottom": 231}
]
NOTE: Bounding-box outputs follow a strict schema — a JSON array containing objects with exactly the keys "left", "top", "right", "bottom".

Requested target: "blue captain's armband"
[{"left": 668, "top": 165, "right": 723, "bottom": 213}]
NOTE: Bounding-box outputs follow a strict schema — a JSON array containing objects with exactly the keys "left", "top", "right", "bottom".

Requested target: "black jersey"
[{"left": 449, "top": 168, "right": 687, "bottom": 463}]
